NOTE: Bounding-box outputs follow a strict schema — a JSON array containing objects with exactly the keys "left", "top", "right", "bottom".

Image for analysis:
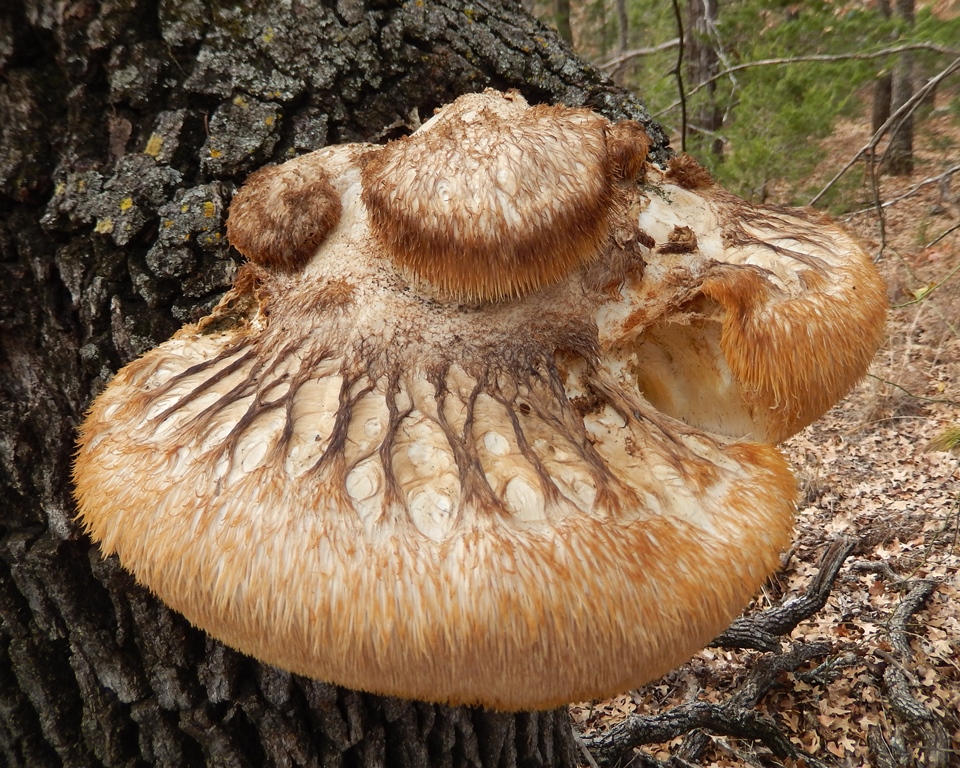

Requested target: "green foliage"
[
  {"left": 529, "top": 0, "right": 960, "bottom": 207},
  {"left": 686, "top": 1, "right": 890, "bottom": 203}
]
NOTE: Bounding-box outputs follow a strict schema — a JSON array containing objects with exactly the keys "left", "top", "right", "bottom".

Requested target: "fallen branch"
[
  {"left": 653, "top": 43, "right": 960, "bottom": 119},
  {"left": 674, "top": 643, "right": 833, "bottom": 766},
  {"left": 581, "top": 643, "right": 834, "bottom": 767},
  {"left": 843, "top": 164, "right": 960, "bottom": 218},
  {"left": 850, "top": 559, "right": 906, "bottom": 586},
  {"left": 864, "top": 373, "right": 960, "bottom": 407},
  {"left": 712, "top": 537, "right": 856, "bottom": 650},
  {"left": 596, "top": 39, "right": 681, "bottom": 71},
  {"left": 866, "top": 569, "right": 950, "bottom": 768},
  {"left": 891, "top": 258, "right": 960, "bottom": 309},
  {"left": 923, "top": 222, "right": 960, "bottom": 250}
]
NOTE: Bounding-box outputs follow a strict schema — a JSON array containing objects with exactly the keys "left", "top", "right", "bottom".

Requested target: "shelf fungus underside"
[{"left": 74, "top": 91, "right": 886, "bottom": 711}]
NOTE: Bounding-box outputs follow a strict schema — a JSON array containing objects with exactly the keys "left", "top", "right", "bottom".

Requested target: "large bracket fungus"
[{"left": 74, "top": 90, "right": 886, "bottom": 711}]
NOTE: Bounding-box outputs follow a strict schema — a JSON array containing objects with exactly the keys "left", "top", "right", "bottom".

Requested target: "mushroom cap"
[
  {"left": 361, "top": 91, "right": 646, "bottom": 301},
  {"left": 226, "top": 153, "right": 342, "bottom": 272},
  {"left": 74, "top": 90, "right": 885, "bottom": 711}
]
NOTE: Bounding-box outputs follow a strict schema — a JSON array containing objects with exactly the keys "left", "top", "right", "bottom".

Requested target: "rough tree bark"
[{"left": 0, "top": 1, "right": 670, "bottom": 766}]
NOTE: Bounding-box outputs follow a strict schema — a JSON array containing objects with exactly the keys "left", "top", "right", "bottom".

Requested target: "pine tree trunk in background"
[
  {"left": 685, "top": 0, "right": 723, "bottom": 157},
  {"left": 613, "top": 0, "right": 629, "bottom": 85},
  {"left": 0, "top": 1, "right": 670, "bottom": 766},
  {"left": 555, "top": 0, "right": 573, "bottom": 45},
  {"left": 871, "top": 0, "right": 892, "bottom": 135},
  {"left": 872, "top": 73, "right": 893, "bottom": 134},
  {"left": 885, "top": 0, "right": 915, "bottom": 175}
]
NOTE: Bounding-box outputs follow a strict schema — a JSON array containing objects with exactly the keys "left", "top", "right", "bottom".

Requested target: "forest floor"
[{"left": 571, "top": 98, "right": 960, "bottom": 767}]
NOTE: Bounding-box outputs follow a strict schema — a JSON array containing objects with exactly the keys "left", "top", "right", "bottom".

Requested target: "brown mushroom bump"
[
  {"left": 664, "top": 153, "right": 714, "bottom": 190},
  {"left": 607, "top": 120, "right": 651, "bottom": 181},
  {"left": 227, "top": 154, "right": 342, "bottom": 271},
  {"left": 74, "top": 89, "right": 886, "bottom": 712},
  {"left": 361, "top": 93, "right": 643, "bottom": 302}
]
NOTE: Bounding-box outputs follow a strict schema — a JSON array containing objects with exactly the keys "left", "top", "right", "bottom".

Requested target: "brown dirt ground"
[{"left": 571, "top": 94, "right": 960, "bottom": 766}]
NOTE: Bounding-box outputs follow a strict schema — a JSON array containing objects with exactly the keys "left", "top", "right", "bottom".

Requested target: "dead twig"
[
  {"left": 870, "top": 579, "right": 951, "bottom": 768},
  {"left": 843, "top": 164, "right": 960, "bottom": 219},
  {"left": 922, "top": 222, "right": 960, "bottom": 250},
  {"left": 891, "top": 259, "right": 960, "bottom": 308},
  {"left": 851, "top": 559, "right": 906, "bottom": 586},
  {"left": 654, "top": 43, "right": 960, "bottom": 119},
  {"left": 712, "top": 536, "right": 856, "bottom": 651},
  {"left": 669, "top": 0, "right": 687, "bottom": 153},
  {"left": 864, "top": 374, "right": 960, "bottom": 407},
  {"left": 581, "top": 644, "right": 833, "bottom": 767},
  {"left": 596, "top": 39, "right": 681, "bottom": 72},
  {"left": 796, "top": 650, "right": 860, "bottom": 686},
  {"left": 675, "top": 642, "right": 833, "bottom": 765}
]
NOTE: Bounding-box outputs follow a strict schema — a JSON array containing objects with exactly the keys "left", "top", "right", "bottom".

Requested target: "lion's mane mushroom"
[{"left": 74, "top": 90, "right": 886, "bottom": 712}]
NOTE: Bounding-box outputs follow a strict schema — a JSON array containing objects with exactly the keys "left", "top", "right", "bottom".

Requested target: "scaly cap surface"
[{"left": 361, "top": 91, "right": 648, "bottom": 301}]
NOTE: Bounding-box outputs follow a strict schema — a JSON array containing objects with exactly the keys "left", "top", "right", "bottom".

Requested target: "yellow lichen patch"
[
  {"left": 203, "top": 201, "right": 216, "bottom": 218},
  {"left": 119, "top": 197, "right": 134, "bottom": 212},
  {"left": 94, "top": 218, "right": 114, "bottom": 234},
  {"left": 144, "top": 134, "right": 164, "bottom": 157}
]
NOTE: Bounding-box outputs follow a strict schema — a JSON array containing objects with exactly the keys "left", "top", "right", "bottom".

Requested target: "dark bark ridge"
[{"left": 1, "top": 1, "right": 667, "bottom": 766}]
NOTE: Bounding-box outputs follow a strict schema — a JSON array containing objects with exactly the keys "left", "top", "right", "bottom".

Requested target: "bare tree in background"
[
  {"left": 0, "top": 1, "right": 669, "bottom": 766},
  {"left": 613, "top": 0, "right": 630, "bottom": 84},
  {"left": 685, "top": 0, "right": 723, "bottom": 157},
  {"left": 556, "top": 0, "right": 574, "bottom": 45},
  {"left": 885, "top": 0, "right": 916, "bottom": 174},
  {"left": 872, "top": 0, "right": 894, "bottom": 135}
]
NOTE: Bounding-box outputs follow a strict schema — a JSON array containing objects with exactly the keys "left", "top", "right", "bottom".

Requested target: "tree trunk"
[
  {"left": 555, "top": 0, "right": 573, "bottom": 46},
  {"left": 0, "top": 1, "right": 669, "bottom": 766},
  {"left": 612, "top": 0, "right": 629, "bottom": 85},
  {"left": 885, "top": 0, "right": 915, "bottom": 175},
  {"left": 871, "top": 0, "right": 892, "bottom": 135},
  {"left": 684, "top": 0, "right": 722, "bottom": 157},
  {"left": 872, "top": 72, "right": 892, "bottom": 134}
]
